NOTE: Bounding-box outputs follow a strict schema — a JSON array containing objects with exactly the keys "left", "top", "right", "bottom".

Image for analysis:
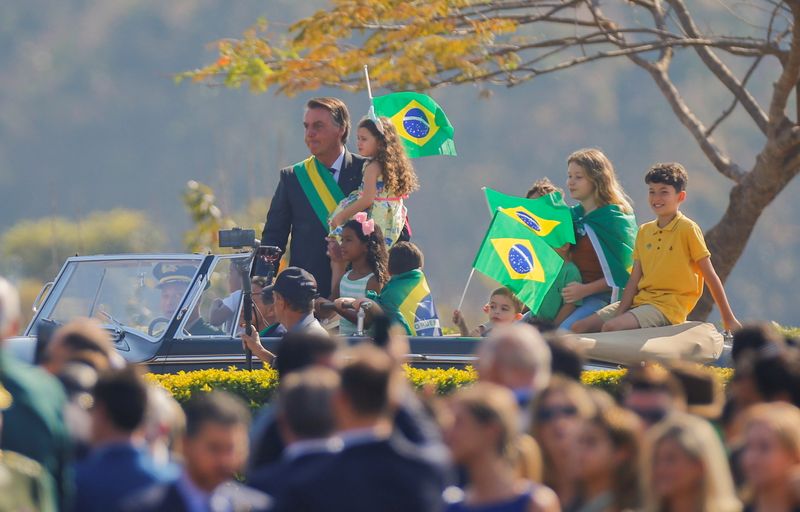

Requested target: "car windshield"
[{"left": 35, "top": 257, "right": 203, "bottom": 340}]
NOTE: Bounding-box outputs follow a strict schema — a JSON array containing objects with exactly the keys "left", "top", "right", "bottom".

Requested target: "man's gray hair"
[
  {"left": 481, "top": 324, "right": 552, "bottom": 391},
  {"left": 0, "top": 277, "right": 20, "bottom": 338}
]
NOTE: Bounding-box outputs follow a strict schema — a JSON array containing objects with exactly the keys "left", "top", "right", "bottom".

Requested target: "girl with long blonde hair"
[{"left": 560, "top": 148, "right": 637, "bottom": 332}]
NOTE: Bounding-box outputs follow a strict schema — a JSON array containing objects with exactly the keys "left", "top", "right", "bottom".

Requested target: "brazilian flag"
[
  {"left": 368, "top": 269, "right": 442, "bottom": 336},
  {"left": 484, "top": 188, "right": 576, "bottom": 248},
  {"left": 473, "top": 210, "right": 565, "bottom": 314},
  {"left": 372, "top": 92, "right": 456, "bottom": 158}
]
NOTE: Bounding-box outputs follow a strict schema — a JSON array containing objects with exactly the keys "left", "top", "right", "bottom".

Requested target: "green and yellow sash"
[{"left": 294, "top": 156, "right": 346, "bottom": 228}]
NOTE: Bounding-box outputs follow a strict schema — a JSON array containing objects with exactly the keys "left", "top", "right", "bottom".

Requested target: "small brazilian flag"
[
  {"left": 372, "top": 92, "right": 456, "bottom": 158},
  {"left": 484, "top": 188, "right": 576, "bottom": 248},
  {"left": 472, "top": 210, "right": 565, "bottom": 314}
]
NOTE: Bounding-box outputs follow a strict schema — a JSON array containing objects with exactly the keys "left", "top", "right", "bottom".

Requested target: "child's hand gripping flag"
[
  {"left": 372, "top": 92, "right": 456, "bottom": 158},
  {"left": 472, "top": 210, "right": 565, "bottom": 314},
  {"left": 483, "top": 188, "right": 576, "bottom": 248}
]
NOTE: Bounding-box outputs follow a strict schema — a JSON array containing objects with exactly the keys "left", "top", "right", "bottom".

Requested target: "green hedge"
[{"left": 146, "top": 365, "right": 734, "bottom": 409}]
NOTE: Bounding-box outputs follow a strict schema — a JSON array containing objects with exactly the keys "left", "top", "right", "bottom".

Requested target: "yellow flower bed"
[{"left": 146, "top": 365, "right": 734, "bottom": 407}]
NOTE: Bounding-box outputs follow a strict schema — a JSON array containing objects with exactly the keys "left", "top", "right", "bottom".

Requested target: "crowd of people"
[{"left": 1, "top": 274, "right": 800, "bottom": 511}]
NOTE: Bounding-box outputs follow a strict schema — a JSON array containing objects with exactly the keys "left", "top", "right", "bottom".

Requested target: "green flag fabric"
[
  {"left": 372, "top": 92, "right": 456, "bottom": 158},
  {"left": 367, "top": 269, "right": 442, "bottom": 336},
  {"left": 571, "top": 204, "right": 638, "bottom": 298},
  {"left": 483, "top": 188, "right": 576, "bottom": 248},
  {"left": 472, "top": 210, "right": 565, "bottom": 314}
]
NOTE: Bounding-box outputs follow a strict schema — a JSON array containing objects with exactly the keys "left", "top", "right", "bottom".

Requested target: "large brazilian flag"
[
  {"left": 472, "top": 210, "right": 565, "bottom": 314},
  {"left": 372, "top": 92, "right": 456, "bottom": 158},
  {"left": 484, "top": 188, "right": 576, "bottom": 248},
  {"left": 368, "top": 269, "right": 442, "bottom": 336}
]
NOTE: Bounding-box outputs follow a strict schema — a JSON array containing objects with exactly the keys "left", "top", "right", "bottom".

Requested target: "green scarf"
[{"left": 572, "top": 204, "right": 638, "bottom": 298}]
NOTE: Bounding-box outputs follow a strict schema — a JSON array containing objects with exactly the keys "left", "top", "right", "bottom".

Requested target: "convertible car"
[{"left": 5, "top": 253, "right": 731, "bottom": 373}]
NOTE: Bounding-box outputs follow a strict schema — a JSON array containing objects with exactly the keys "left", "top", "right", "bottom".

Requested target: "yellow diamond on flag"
[
  {"left": 490, "top": 238, "right": 547, "bottom": 282},
  {"left": 389, "top": 100, "right": 440, "bottom": 147},
  {"left": 500, "top": 207, "right": 561, "bottom": 238}
]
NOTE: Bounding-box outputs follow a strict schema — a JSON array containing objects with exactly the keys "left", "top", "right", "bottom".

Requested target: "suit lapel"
[{"left": 338, "top": 149, "right": 364, "bottom": 195}]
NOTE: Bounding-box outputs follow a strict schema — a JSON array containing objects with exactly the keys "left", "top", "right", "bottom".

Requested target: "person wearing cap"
[
  {"left": 153, "top": 263, "right": 221, "bottom": 337},
  {"left": 241, "top": 267, "right": 329, "bottom": 364}
]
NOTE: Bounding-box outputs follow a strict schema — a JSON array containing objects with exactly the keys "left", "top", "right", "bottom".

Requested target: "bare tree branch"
[
  {"left": 706, "top": 55, "right": 765, "bottom": 137},
  {"left": 769, "top": 3, "right": 800, "bottom": 126},
  {"left": 647, "top": 66, "right": 746, "bottom": 182},
  {"left": 667, "top": 0, "right": 769, "bottom": 134}
]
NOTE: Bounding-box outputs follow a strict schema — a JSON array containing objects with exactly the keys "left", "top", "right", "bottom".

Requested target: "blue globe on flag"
[
  {"left": 507, "top": 244, "right": 534, "bottom": 274},
  {"left": 516, "top": 211, "right": 542, "bottom": 232},
  {"left": 403, "top": 108, "right": 430, "bottom": 139}
]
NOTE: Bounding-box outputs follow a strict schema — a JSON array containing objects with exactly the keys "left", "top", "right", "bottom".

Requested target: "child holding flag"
[
  {"left": 329, "top": 117, "right": 418, "bottom": 247},
  {"left": 452, "top": 287, "right": 523, "bottom": 337}
]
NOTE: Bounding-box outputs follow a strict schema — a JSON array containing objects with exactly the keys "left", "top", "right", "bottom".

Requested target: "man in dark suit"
[
  {"left": 278, "top": 344, "right": 452, "bottom": 512},
  {"left": 123, "top": 391, "right": 270, "bottom": 512},
  {"left": 74, "top": 367, "right": 176, "bottom": 512},
  {"left": 247, "top": 367, "right": 341, "bottom": 504},
  {"left": 261, "top": 97, "right": 365, "bottom": 298}
]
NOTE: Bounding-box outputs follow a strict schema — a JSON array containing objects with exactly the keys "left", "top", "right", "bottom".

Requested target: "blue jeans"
[{"left": 559, "top": 293, "right": 611, "bottom": 331}]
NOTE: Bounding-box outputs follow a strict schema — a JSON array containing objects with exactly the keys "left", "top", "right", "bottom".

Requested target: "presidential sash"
[{"left": 293, "top": 156, "right": 346, "bottom": 228}]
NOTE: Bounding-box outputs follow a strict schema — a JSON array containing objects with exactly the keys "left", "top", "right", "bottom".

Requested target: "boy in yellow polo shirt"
[{"left": 572, "top": 163, "right": 742, "bottom": 333}]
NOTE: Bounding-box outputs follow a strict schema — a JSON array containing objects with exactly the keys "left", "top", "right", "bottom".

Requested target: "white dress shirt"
[{"left": 330, "top": 148, "right": 345, "bottom": 183}]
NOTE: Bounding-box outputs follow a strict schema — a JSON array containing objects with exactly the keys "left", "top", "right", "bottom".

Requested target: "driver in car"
[{"left": 153, "top": 263, "right": 220, "bottom": 336}]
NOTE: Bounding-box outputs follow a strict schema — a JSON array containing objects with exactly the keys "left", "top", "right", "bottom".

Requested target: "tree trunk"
[{"left": 689, "top": 145, "right": 800, "bottom": 320}]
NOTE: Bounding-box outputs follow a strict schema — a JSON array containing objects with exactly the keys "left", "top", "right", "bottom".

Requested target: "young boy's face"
[
  {"left": 648, "top": 183, "right": 685, "bottom": 218},
  {"left": 485, "top": 294, "right": 521, "bottom": 325}
]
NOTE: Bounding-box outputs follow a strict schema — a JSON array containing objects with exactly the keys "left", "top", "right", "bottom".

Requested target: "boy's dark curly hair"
[
  {"left": 645, "top": 162, "right": 688, "bottom": 193},
  {"left": 342, "top": 219, "right": 389, "bottom": 286}
]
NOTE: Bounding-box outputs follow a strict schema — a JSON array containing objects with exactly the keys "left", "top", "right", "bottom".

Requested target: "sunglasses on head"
[{"left": 537, "top": 405, "right": 579, "bottom": 422}]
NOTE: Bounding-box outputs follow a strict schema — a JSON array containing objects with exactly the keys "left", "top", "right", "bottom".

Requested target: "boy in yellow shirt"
[{"left": 573, "top": 163, "right": 742, "bottom": 333}]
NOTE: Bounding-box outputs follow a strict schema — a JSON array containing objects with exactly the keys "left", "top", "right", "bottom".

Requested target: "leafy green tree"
[
  {"left": 185, "top": 0, "right": 800, "bottom": 320},
  {"left": 1, "top": 209, "right": 166, "bottom": 281}
]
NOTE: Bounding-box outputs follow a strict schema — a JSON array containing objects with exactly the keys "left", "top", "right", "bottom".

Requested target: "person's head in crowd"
[
  {"left": 0, "top": 276, "right": 21, "bottom": 340},
  {"left": 334, "top": 343, "right": 399, "bottom": 433},
  {"left": 305, "top": 97, "right": 350, "bottom": 163},
  {"left": 265, "top": 267, "right": 318, "bottom": 328},
  {"left": 42, "top": 318, "right": 114, "bottom": 376},
  {"left": 90, "top": 367, "right": 149, "bottom": 446},
  {"left": 387, "top": 241, "right": 424, "bottom": 275},
  {"left": 642, "top": 413, "right": 740, "bottom": 512},
  {"left": 277, "top": 367, "right": 340, "bottom": 445},
  {"left": 250, "top": 277, "right": 279, "bottom": 328},
  {"left": 621, "top": 362, "right": 686, "bottom": 429},
  {"left": 531, "top": 375, "right": 595, "bottom": 504},
  {"left": 668, "top": 362, "right": 725, "bottom": 420},
  {"left": 544, "top": 332, "right": 584, "bottom": 381},
  {"left": 734, "top": 345, "right": 800, "bottom": 408},
  {"left": 478, "top": 324, "right": 551, "bottom": 403},
  {"left": 645, "top": 161, "right": 688, "bottom": 194},
  {"left": 274, "top": 332, "right": 340, "bottom": 379},
  {"left": 182, "top": 391, "right": 251, "bottom": 493},
  {"left": 340, "top": 219, "right": 389, "bottom": 287},
  {"left": 143, "top": 385, "right": 186, "bottom": 467},
  {"left": 575, "top": 392, "right": 643, "bottom": 512},
  {"left": 740, "top": 402, "right": 800, "bottom": 509},
  {"left": 526, "top": 177, "right": 562, "bottom": 199},
  {"left": 566, "top": 148, "right": 634, "bottom": 213},
  {"left": 732, "top": 322, "right": 786, "bottom": 364},
  {"left": 483, "top": 287, "right": 524, "bottom": 327}
]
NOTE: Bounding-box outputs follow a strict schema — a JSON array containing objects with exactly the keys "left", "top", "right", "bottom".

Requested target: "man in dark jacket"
[
  {"left": 261, "top": 97, "right": 365, "bottom": 298},
  {"left": 278, "top": 344, "right": 452, "bottom": 512}
]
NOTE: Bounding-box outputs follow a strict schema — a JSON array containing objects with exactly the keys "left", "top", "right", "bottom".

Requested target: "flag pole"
[
  {"left": 456, "top": 268, "right": 475, "bottom": 312},
  {"left": 364, "top": 65, "right": 374, "bottom": 101}
]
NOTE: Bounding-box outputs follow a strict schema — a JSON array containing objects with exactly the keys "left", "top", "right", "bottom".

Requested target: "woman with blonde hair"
[
  {"left": 560, "top": 148, "right": 637, "bottom": 332},
  {"left": 573, "top": 392, "right": 643, "bottom": 512},
  {"left": 530, "top": 376, "right": 596, "bottom": 509},
  {"left": 444, "top": 382, "right": 560, "bottom": 512},
  {"left": 642, "top": 413, "right": 741, "bottom": 512},
  {"left": 741, "top": 402, "right": 800, "bottom": 512}
]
